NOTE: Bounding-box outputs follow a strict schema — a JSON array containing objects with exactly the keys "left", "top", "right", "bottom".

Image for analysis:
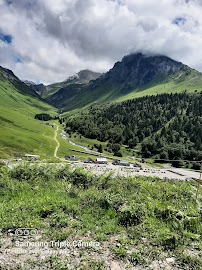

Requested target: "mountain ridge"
[
  {"left": 45, "top": 53, "right": 202, "bottom": 112},
  {"left": 0, "top": 66, "right": 41, "bottom": 98},
  {"left": 0, "top": 64, "right": 57, "bottom": 158},
  {"left": 63, "top": 69, "right": 102, "bottom": 84},
  {"left": 34, "top": 69, "right": 102, "bottom": 99}
]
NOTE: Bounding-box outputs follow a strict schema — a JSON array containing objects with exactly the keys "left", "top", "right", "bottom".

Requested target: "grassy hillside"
[
  {"left": 0, "top": 165, "right": 201, "bottom": 269},
  {"left": 46, "top": 54, "right": 202, "bottom": 112},
  {"left": 0, "top": 66, "right": 63, "bottom": 158},
  {"left": 0, "top": 67, "right": 115, "bottom": 160},
  {"left": 46, "top": 83, "right": 86, "bottom": 109},
  {"left": 62, "top": 68, "right": 202, "bottom": 112},
  {"left": 114, "top": 68, "right": 202, "bottom": 103},
  {"left": 0, "top": 78, "right": 55, "bottom": 158},
  {"left": 43, "top": 70, "right": 101, "bottom": 99},
  {"left": 43, "top": 81, "right": 67, "bottom": 99}
]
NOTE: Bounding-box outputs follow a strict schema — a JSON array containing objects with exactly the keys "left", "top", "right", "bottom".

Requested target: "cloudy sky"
[{"left": 0, "top": 0, "right": 202, "bottom": 84}]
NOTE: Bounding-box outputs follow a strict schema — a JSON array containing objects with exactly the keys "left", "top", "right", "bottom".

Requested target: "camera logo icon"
[{"left": 15, "top": 228, "right": 38, "bottom": 237}]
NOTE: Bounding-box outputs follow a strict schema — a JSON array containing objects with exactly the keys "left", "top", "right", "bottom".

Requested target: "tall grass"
[{"left": 0, "top": 165, "right": 201, "bottom": 269}]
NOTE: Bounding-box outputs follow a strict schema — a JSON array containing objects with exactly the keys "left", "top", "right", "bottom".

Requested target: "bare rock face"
[
  {"left": 101, "top": 53, "right": 184, "bottom": 86},
  {"left": 64, "top": 70, "right": 102, "bottom": 84},
  {"left": 23, "top": 80, "right": 47, "bottom": 96},
  {"left": 29, "top": 83, "right": 47, "bottom": 96},
  {"left": 77, "top": 70, "right": 101, "bottom": 82}
]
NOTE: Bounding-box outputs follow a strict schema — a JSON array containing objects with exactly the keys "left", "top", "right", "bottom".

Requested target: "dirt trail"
[{"left": 54, "top": 125, "right": 60, "bottom": 158}]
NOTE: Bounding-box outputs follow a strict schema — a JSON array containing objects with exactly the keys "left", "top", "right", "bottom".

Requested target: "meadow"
[
  {"left": 0, "top": 165, "right": 201, "bottom": 269},
  {"left": 60, "top": 68, "right": 202, "bottom": 112},
  {"left": 0, "top": 79, "right": 101, "bottom": 160}
]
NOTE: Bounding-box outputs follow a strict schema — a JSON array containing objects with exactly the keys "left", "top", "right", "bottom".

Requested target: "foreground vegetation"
[{"left": 0, "top": 165, "right": 201, "bottom": 269}]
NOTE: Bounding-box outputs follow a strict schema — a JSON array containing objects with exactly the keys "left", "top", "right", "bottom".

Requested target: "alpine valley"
[
  {"left": 0, "top": 53, "right": 202, "bottom": 270},
  {"left": 1, "top": 53, "right": 202, "bottom": 163}
]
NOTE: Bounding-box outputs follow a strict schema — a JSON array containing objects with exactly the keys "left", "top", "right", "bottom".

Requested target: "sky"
[{"left": 0, "top": 0, "right": 202, "bottom": 85}]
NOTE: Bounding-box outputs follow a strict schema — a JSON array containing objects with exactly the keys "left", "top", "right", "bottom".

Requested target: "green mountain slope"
[
  {"left": 46, "top": 53, "right": 202, "bottom": 112},
  {"left": 42, "top": 69, "right": 101, "bottom": 99},
  {"left": 66, "top": 92, "right": 202, "bottom": 164},
  {"left": 0, "top": 66, "right": 58, "bottom": 158},
  {"left": 0, "top": 67, "right": 110, "bottom": 160}
]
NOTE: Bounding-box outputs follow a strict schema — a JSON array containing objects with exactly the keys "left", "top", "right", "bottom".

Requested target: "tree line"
[{"left": 65, "top": 92, "right": 202, "bottom": 165}]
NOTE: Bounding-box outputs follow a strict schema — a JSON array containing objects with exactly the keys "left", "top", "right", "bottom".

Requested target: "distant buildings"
[
  {"left": 112, "top": 159, "right": 119, "bottom": 165},
  {"left": 65, "top": 155, "right": 78, "bottom": 161},
  {"left": 83, "top": 157, "right": 142, "bottom": 168},
  {"left": 119, "top": 160, "right": 130, "bottom": 166},
  {"left": 112, "top": 159, "right": 130, "bottom": 166},
  {"left": 23, "top": 154, "right": 40, "bottom": 161},
  {"left": 133, "top": 162, "right": 142, "bottom": 169},
  {"left": 84, "top": 158, "right": 94, "bottom": 163},
  {"left": 95, "top": 158, "right": 108, "bottom": 164}
]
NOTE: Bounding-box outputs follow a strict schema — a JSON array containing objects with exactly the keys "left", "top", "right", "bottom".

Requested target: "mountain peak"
[
  {"left": 77, "top": 70, "right": 101, "bottom": 81},
  {"left": 106, "top": 53, "right": 184, "bottom": 85},
  {"left": 64, "top": 69, "right": 101, "bottom": 84},
  {"left": 0, "top": 65, "right": 39, "bottom": 98},
  {"left": 0, "top": 66, "right": 18, "bottom": 80},
  {"left": 23, "top": 80, "right": 36, "bottom": 86},
  {"left": 45, "top": 53, "right": 202, "bottom": 111}
]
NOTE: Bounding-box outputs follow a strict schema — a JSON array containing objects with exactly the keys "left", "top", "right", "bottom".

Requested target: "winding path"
[{"left": 54, "top": 125, "right": 60, "bottom": 158}]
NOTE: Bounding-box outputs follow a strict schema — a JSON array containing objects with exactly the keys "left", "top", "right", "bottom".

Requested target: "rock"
[
  {"left": 149, "top": 260, "right": 161, "bottom": 270},
  {"left": 72, "top": 259, "right": 78, "bottom": 266},
  {"left": 142, "top": 238, "right": 147, "bottom": 243},
  {"left": 126, "top": 250, "right": 132, "bottom": 255},
  {"left": 110, "top": 261, "right": 121, "bottom": 270},
  {"left": 166, "top": 257, "right": 175, "bottom": 264}
]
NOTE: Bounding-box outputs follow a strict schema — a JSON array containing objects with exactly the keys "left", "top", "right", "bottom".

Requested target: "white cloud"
[{"left": 0, "top": 0, "right": 202, "bottom": 84}]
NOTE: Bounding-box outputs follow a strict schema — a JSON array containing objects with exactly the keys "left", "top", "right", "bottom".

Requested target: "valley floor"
[
  {"left": 67, "top": 162, "right": 201, "bottom": 181},
  {"left": 4, "top": 159, "right": 201, "bottom": 181}
]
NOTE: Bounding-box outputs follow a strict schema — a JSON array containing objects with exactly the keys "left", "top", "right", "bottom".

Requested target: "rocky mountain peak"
[
  {"left": 23, "top": 80, "right": 36, "bottom": 86},
  {"left": 64, "top": 69, "right": 101, "bottom": 84},
  {"left": 104, "top": 53, "right": 184, "bottom": 85},
  {"left": 77, "top": 70, "right": 101, "bottom": 81}
]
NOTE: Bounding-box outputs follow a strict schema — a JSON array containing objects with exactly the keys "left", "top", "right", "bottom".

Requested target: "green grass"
[
  {"left": 63, "top": 132, "right": 107, "bottom": 152},
  {"left": 0, "top": 76, "right": 98, "bottom": 160},
  {"left": 59, "top": 130, "right": 145, "bottom": 165},
  {"left": 0, "top": 165, "right": 201, "bottom": 269},
  {"left": 42, "top": 82, "right": 65, "bottom": 99},
  {"left": 0, "top": 77, "right": 60, "bottom": 158},
  {"left": 59, "top": 68, "right": 202, "bottom": 112},
  {"left": 0, "top": 75, "right": 130, "bottom": 160},
  {"left": 114, "top": 77, "right": 202, "bottom": 103},
  {"left": 66, "top": 132, "right": 140, "bottom": 159},
  {"left": 56, "top": 126, "right": 110, "bottom": 160}
]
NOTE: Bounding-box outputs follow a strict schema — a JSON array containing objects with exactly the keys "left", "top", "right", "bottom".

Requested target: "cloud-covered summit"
[{"left": 0, "top": 0, "right": 202, "bottom": 84}]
